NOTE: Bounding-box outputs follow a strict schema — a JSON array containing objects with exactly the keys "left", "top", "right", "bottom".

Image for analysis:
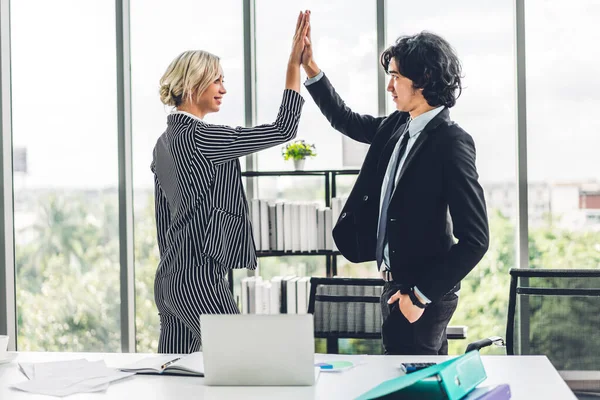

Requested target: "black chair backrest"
[
  {"left": 507, "top": 268, "right": 600, "bottom": 370},
  {"left": 308, "top": 277, "right": 383, "bottom": 339}
]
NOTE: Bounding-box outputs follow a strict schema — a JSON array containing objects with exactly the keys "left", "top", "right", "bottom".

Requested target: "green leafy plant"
[{"left": 282, "top": 140, "right": 317, "bottom": 161}]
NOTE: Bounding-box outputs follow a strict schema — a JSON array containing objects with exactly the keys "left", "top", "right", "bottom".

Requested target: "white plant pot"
[{"left": 293, "top": 158, "right": 306, "bottom": 171}]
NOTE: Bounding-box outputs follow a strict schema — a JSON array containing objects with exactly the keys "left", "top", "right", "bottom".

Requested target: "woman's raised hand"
[
  {"left": 289, "top": 11, "right": 310, "bottom": 66},
  {"left": 301, "top": 11, "right": 314, "bottom": 68}
]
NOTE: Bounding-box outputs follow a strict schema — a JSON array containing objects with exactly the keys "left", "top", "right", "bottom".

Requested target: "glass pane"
[
  {"left": 386, "top": 0, "right": 517, "bottom": 355},
  {"left": 12, "top": 1, "right": 120, "bottom": 351},
  {"left": 130, "top": 0, "right": 245, "bottom": 352},
  {"left": 256, "top": 176, "right": 328, "bottom": 206},
  {"left": 255, "top": 1, "right": 377, "bottom": 172},
  {"left": 525, "top": 0, "right": 600, "bottom": 270}
]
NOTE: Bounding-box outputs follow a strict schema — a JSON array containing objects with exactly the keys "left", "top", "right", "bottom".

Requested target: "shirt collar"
[
  {"left": 171, "top": 110, "right": 204, "bottom": 122},
  {"left": 407, "top": 106, "right": 445, "bottom": 138}
]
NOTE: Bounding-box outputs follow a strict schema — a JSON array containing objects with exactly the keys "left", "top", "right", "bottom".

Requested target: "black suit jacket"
[{"left": 306, "top": 74, "right": 489, "bottom": 303}]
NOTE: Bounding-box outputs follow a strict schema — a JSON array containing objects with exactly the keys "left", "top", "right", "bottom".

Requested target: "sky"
[{"left": 8, "top": 0, "right": 600, "bottom": 192}]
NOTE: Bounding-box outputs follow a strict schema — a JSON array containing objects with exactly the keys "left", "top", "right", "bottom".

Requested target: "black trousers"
[{"left": 380, "top": 282, "right": 458, "bottom": 355}]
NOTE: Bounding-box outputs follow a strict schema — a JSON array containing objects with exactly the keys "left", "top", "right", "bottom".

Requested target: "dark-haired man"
[{"left": 301, "top": 12, "right": 489, "bottom": 355}]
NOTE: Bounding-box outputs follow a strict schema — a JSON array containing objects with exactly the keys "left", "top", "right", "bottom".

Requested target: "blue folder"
[{"left": 356, "top": 351, "right": 488, "bottom": 400}]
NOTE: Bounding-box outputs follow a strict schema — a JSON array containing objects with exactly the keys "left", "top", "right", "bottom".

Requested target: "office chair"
[
  {"left": 307, "top": 277, "right": 467, "bottom": 354},
  {"left": 466, "top": 268, "right": 600, "bottom": 399}
]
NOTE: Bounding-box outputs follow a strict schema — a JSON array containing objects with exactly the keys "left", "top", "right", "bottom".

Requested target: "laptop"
[{"left": 200, "top": 314, "right": 315, "bottom": 386}]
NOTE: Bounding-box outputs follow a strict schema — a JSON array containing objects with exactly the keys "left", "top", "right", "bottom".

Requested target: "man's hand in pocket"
[{"left": 387, "top": 291, "right": 425, "bottom": 323}]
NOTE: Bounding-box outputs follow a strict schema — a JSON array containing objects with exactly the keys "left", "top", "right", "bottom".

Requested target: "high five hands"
[
  {"left": 289, "top": 11, "right": 321, "bottom": 78},
  {"left": 300, "top": 11, "right": 320, "bottom": 78},
  {"left": 289, "top": 11, "right": 310, "bottom": 65}
]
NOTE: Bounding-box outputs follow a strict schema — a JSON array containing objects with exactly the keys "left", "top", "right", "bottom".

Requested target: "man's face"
[{"left": 386, "top": 58, "right": 424, "bottom": 112}]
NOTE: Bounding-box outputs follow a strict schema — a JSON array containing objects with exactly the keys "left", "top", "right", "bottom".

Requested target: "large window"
[
  {"left": 255, "top": 0, "right": 377, "bottom": 174},
  {"left": 525, "top": 0, "right": 600, "bottom": 270},
  {"left": 130, "top": 0, "right": 244, "bottom": 352},
  {"left": 11, "top": 1, "right": 120, "bottom": 351},
  {"left": 3, "top": 0, "right": 596, "bottom": 356},
  {"left": 386, "top": 0, "right": 517, "bottom": 355}
]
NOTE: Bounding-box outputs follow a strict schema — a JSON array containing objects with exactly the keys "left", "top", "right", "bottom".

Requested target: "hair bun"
[{"left": 159, "top": 85, "right": 173, "bottom": 106}]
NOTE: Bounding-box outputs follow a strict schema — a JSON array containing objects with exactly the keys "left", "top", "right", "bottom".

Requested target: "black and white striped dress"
[{"left": 152, "top": 89, "right": 304, "bottom": 353}]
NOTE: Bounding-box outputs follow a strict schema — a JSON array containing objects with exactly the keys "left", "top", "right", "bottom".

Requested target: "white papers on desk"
[{"left": 13, "top": 359, "right": 134, "bottom": 397}]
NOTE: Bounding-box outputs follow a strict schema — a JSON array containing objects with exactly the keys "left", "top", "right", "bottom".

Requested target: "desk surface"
[{"left": 0, "top": 352, "right": 575, "bottom": 400}]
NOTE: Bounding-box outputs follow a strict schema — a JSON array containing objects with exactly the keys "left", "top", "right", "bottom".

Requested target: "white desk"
[{"left": 0, "top": 352, "right": 575, "bottom": 399}]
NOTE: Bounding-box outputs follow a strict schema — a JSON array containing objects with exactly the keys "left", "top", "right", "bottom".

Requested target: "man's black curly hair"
[{"left": 380, "top": 31, "right": 463, "bottom": 108}]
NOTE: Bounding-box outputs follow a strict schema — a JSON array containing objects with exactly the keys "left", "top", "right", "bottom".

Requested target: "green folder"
[{"left": 356, "top": 351, "right": 487, "bottom": 400}]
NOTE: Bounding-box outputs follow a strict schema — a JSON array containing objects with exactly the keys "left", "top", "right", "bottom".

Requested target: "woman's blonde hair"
[{"left": 159, "top": 50, "right": 221, "bottom": 107}]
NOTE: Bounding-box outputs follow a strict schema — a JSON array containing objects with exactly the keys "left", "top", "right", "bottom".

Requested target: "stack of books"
[
  {"left": 249, "top": 197, "right": 347, "bottom": 252},
  {"left": 240, "top": 275, "right": 311, "bottom": 315}
]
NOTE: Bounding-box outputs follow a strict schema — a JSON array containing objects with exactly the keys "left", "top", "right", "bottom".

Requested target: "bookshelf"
[
  {"left": 226, "top": 169, "right": 360, "bottom": 292},
  {"left": 236, "top": 169, "right": 360, "bottom": 354}
]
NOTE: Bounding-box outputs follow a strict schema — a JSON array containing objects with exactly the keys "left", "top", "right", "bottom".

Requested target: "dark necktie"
[{"left": 376, "top": 121, "right": 411, "bottom": 270}]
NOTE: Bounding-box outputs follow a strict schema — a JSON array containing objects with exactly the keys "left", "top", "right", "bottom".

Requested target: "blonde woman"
[{"left": 152, "top": 12, "right": 309, "bottom": 353}]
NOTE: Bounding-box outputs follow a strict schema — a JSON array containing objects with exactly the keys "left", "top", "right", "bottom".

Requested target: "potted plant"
[{"left": 282, "top": 140, "right": 317, "bottom": 170}]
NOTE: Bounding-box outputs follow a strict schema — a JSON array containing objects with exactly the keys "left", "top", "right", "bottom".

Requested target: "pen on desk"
[{"left": 161, "top": 357, "right": 181, "bottom": 370}]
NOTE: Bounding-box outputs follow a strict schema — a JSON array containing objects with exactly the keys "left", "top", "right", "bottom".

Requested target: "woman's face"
[{"left": 197, "top": 74, "right": 227, "bottom": 115}]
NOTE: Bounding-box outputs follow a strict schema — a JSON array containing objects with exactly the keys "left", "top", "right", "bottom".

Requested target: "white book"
[
  {"left": 268, "top": 202, "right": 277, "bottom": 251},
  {"left": 269, "top": 276, "right": 283, "bottom": 314},
  {"left": 305, "top": 277, "right": 312, "bottom": 311},
  {"left": 331, "top": 197, "right": 342, "bottom": 227},
  {"left": 296, "top": 277, "right": 311, "bottom": 314},
  {"left": 299, "top": 203, "right": 308, "bottom": 252},
  {"left": 260, "top": 282, "right": 271, "bottom": 315},
  {"left": 317, "top": 208, "right": 326, "bottom": 250},
  {"left": 309, "top": 203, "right": 317, "bottom": 252},
  {"left": 247, "top": 276, "right": 261, "bottom": 314},
  {"left": 283, "top": 202, "right": 293, "bottom": 252},
  {"left": 305, "top": 204, "right": 314, "bottom": 252},
  {"left": 240, "top": 277, "right": 251, "bottom": 314},
  {"left": 260, "top": 200, "right": 269, "bottom": 251},
  {"left": 254, "top": 279, "right": 263, "bottom": 314},
  {"left": 251, "top": 199, "right": 261, "bottom": 251},
  {"left": 324, "top": 208, "right": 334, "bottom": 250},
  {"left": 310, "top": 203, "right": 319, "bottom": 251},
  {"left": 286, "top": 277, "right": 300, "bottom": 314},
  {"left": 291, "top": 204, "right": 301, "bottom": 252},
  {"left": 280, "top": 275, "right": 296, "bottom": 313},
  {"left": 275, "top": 202, "right": 285, "bottom": 251}
]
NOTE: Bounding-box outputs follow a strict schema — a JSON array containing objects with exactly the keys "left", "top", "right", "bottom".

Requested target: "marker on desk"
[
  {"left": 161, "top": 357, "right": 181, "bottom": 370},
  {"left": 315, "top": 361, "right": 355, "bottom": 371}
]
